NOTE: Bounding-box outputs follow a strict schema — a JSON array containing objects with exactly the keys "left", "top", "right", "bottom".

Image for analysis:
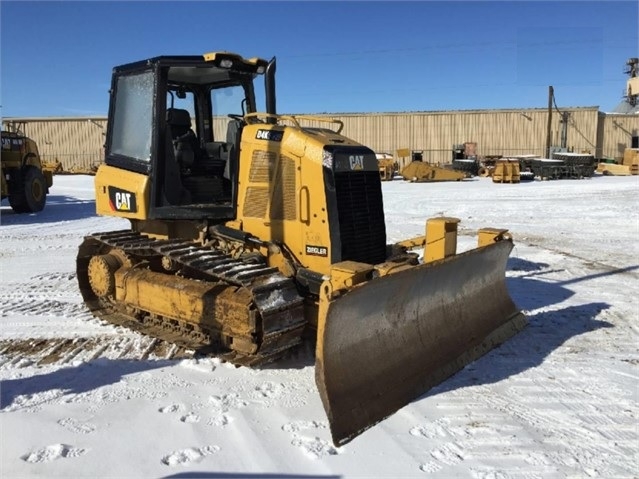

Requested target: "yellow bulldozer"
[
  {"left": 1, "top": 126, "right": 53, "bottom": 213},
  {"left": 400, "top": 150, "right": 467, "bottom": 182},
  {"left": 77, "top": 51, "right": 526, "bottom": 446}
]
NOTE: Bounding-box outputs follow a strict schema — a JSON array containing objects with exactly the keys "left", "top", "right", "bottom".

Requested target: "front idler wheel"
[{"left": 87, "top": 254, "right": 122, "bottom": 298}]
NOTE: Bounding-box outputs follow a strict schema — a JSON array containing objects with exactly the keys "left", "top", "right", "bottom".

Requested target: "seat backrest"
[
  {"left": 167, "top": 108, "right": 198, "bottom": 169},
  {"left": 166, "top": 108, "right": 193, "bottom": 138},
  {"left": 226, "top": 119, "right": 242, "bottom": 146}
]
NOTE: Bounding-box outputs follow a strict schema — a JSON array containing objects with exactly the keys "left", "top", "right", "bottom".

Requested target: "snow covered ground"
[{"left": 1, "top": 174, "right": 637, "bottom": 478}]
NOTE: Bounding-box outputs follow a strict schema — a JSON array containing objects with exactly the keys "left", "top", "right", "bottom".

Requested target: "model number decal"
[
  {"left": 306, "top": 245, "right": 328, "bottom": 257},
  {"left": 108, "top": 186, "right": 137, "bottom": 213},
  {"left": 255, "top": 129, "right": 283, "bottom": 142}
]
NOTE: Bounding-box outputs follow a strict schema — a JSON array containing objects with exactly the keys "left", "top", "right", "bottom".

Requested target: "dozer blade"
[{"left": 315, "top": 240, "right": 526, "bottom": 446}]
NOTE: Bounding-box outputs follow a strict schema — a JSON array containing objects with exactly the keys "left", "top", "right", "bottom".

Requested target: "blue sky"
[{"left": 1, "top": 1, "right": 637, "bottom": 117}]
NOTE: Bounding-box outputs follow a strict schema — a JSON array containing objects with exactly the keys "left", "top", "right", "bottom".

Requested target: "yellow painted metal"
[
  {"left": 395, "top": 236, "right": 427, "bottom": 250},
  {"left": 478, "top": 228, "right": 511, "bottom": 247},
  {"left": 266, "top": 243, "right": 298, "bottom": 278},
  {"left": 87, "top": 254, "right": 121, "bottom": 297},
  {"left": 113, "top": 267, "right": 256, "bottom": 342},
  {"left": 401, "top": 161, "right": 466, "bottom": 182},
  {"left": 372, "top": 259, "right": 416, "bottom": 277},
  {"left": 328, "top": 261, "right": 374, "bottom": 291},
  {"left": 396, "top": 148, "right": 411, "bottom": 158},
  {"left": 597, "top": 162, "right": 639, "bottom": 176},
  {"left": 622, "top": 148, "right": 639, "bottom": 166},
  {"left": 202, "top": 51, "right": 268, "bottom": 70},
  {"left": 492, "top": 160, "right": 521, "bottom": 183},
  {"left": 244, "top": 113, "right": 344, "bottom": 134},
  {"left": 1, "top": 132, "right": 42, "bottom": 170},
  {"left": 425, "top": 217, "right": 460, "bottom": 263},
  {"left": 1, "top": 129, "right": 52, "bottom": 211},
  {"left": 595, "top": 145, "right": 639, "bottom": 176},
  {"left": 94, "top": 165, "right": 150, "bottom": 220},
  {"left": 116, "top": 268, "right": 213, "bottom": 324},
  {"left": 235, "top": 122, "right": 363, "bottom": 275},
  {"left": 378, "top": 158, "right": 397, "bottom": 181}
]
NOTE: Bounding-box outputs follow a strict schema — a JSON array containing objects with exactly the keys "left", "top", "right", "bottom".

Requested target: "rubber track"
[{"left": 78, "top": 230, "right": 307, "bottom": 366}]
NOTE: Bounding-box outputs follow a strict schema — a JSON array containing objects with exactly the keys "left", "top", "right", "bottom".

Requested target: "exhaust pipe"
[{"left": 265, "top": 57, "right": 276, "bottom": 125}]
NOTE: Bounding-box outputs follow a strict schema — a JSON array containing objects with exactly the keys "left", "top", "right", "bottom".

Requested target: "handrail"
[{"left": 243, "top": 113, "right": 344, "bottom": 134}]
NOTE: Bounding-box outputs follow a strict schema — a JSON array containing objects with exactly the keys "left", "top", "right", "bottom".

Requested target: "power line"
[
  {"left": 283, "top": 38, "right": 636, "bottom": 59},
  {"left": 552, "top": 89, "right": 596, "bottom": 148}
]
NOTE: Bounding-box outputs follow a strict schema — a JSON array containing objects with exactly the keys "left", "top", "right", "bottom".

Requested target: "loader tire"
[{"left": 9, "top": 166, "right": 47, "bottom": 213}]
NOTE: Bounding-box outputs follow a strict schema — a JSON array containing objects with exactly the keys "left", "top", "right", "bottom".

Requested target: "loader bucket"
[{"left": 315, "top": 239, "right": 526, "bottom": 446}]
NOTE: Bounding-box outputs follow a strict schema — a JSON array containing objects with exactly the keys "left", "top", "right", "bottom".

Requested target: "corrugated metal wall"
[
  {"left": 597, "top": 113, "right": 639, "bottom": 160},
  {"left": 216, "top": 107, "right": 624, "bottom": 168},
  {"left": 3, "top": 109, "right": 637, "bottom": 171},
  {"left": 2, "top": 118, "right": 107, "bottom": 171}
]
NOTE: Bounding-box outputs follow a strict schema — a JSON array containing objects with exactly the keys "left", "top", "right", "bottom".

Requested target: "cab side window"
[{"left": 109, "top": 71, "right": 154, "bottom": 162}]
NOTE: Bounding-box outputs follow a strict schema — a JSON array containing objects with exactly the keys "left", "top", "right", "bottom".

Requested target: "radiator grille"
[
  {"left": 245, "top": 150, "right": 297, "bottom": 221},
  {"left": 270, "top": 156, "right": 297, "bottom": 221},
  {"left": 249, "top": 150, "right": 276, "bottom": 182},
  {"left": 334, "top": 170, "right": 386, "bottom": 264},
  {"left": 243, "top": 187, "right": 269, "bottom": 218}
]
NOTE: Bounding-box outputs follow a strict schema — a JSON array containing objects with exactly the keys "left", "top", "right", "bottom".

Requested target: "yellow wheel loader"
[
  {"left": 77, "top": 51, "right": 526, "bottom": 446},
  {"left": 1, "top": 128, "right": 53, "bottom": 213}
]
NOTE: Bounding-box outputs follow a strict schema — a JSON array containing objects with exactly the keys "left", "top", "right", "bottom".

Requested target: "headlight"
[
  {"left": 219, "top": 59, "right": 233, "bottom": 68},
  {"left": 322, "top": 150, "right": 333, "bottom": 169}
]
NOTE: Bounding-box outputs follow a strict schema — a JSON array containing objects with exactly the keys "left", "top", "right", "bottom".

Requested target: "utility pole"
[
  {"left": 560, "top": 111, "right": 570, "bottom": 149},
  {"left": 546, "top": 86, "right": 553, "bottom": 158}
]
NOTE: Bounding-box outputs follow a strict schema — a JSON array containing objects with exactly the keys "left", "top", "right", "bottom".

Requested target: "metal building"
[{"left": 3, "top": 108, "right": 637, "bottom": 172}]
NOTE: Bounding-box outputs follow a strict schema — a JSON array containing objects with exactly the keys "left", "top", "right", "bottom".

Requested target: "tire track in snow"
[
  {"left": 1, "top": 227, "right": 306, "bottom": 368},
  {"left": 0, "top": 261, "right": 199, "bottom": 367},
  {"left": 409, "top": 410, "right": 541, "bottom": 476},
  {"left": 0, "top": 335, "right": 193, "bottom": 370},
  {"left": 438, "top": 382, "right": 637, "bottom": 478},
  {"left": 0, "top": 271, "right": 86, "bottom": 317},
  {"left": 0, "top": 296, "right": 89, "bottom": 318}
]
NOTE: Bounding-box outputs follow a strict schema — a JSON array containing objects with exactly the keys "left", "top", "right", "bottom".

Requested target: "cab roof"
[{"left": 113, "top": 51, "right": 269, "bottom": 78}]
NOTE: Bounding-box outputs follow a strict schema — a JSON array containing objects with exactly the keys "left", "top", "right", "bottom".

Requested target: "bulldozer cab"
[{"left": 101, "top": 52, "right": 271, "bottom": 221}]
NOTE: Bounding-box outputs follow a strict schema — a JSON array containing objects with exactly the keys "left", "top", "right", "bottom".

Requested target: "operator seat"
[{"left": 166, "top": 108, "right": 199, "bottom": 171}]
